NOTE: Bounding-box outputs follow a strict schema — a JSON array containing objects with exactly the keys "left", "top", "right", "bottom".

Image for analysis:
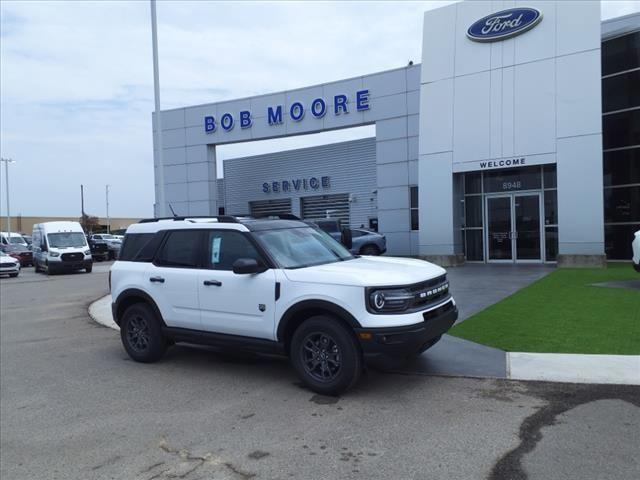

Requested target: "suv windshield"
[
  {"left": 253, "top": 226, "right": 353, "bottom": 269},
  {"left": 47, "top": 232, "right": 87, "bottom": 248}
]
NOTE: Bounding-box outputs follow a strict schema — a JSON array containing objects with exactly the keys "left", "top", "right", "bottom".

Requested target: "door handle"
[
  {"left": 203, "top": 280, "right": 222, "bottom": 287},
  {"left": 149, "top": 276, "right": 165, "bottom": 283}
]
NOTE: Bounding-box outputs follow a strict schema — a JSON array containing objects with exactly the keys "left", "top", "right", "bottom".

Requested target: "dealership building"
[{"left": 153, "top": 1, "right": 639, "bottom": 265}]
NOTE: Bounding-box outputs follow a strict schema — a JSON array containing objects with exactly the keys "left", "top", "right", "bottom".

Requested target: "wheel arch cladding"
[
  {"left": 114, "top": 289, "right": 166, "bottom": 327},
  {"left": 277, "top": 300, "right": 362, "bottom": 351}
]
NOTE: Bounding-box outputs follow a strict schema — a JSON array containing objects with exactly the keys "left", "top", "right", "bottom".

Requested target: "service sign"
[{"left": 467, "top": 7, "right": 542, "bottom": 42}]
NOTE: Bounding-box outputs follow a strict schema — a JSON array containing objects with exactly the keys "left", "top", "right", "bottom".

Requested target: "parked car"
[
  {"left": 110, "top": 216, "right": 457, "bottom": 395},
  {"left": 87, "top": 236, "right": 110, "bottom": 262},
  {"left": 90, "top": 234, "right": 121, "bottom": 260},
  {"left": 21, "top": 235, "right": 33, "bottom": 247},
  {"left": 0, "top": 232, "right": 28, "bottom": 247},
  {"left": 32, "top": 221, "right": 92, "bottom": 274},
  {"left": 350, "top": 228, "right": 387, "bottom": 256},
  {"left": 0, "top": 251, "right": 20, "bottom": 277},
  {"left": 305, "top": 218, "right": 353, "bottom": 251},
  {"left": 633, "top": 230, "right": 640, "bottom": 272},
  {"left": 0, "top": 244, "right": 33, "bottom": 266}
]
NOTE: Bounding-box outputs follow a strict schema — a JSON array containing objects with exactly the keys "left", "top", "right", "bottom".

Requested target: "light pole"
[
  {"left": 106, "top": 185, "right": 111, "bottom": 234},
  {"left": 150, "top": 0, "right": 166, "bottom": 217},
  {"left": 0, "top": 157, "right": 15, "bottom": 240}
]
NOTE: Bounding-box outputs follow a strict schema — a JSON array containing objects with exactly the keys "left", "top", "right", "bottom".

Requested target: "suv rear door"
[
  {"left": 198, "top": 230, "right": 276, "bottom": 340},
  {"left": 146, "top": 230, "right": 203, "bottom": 330}
]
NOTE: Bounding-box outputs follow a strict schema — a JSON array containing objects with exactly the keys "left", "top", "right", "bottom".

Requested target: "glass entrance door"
[
  {"left": 487, "top": 196, "right": 513, "bottom": 261},
  {"left": 486, "top": 194, "right": 542, "bottom": 262},
  {"left": 514, "top": 194, "right": 541, "bottom": 261}
]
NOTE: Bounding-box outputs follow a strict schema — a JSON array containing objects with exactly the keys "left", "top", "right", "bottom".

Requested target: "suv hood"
[{"left": 283, "top": 256, "right": 446, "bottom": 287}]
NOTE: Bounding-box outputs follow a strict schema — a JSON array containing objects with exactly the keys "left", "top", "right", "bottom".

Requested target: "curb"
[
  {"left": 507, "top": 352, "right": 639, "bottom": 385},
  {"left": 87, "top": 296, "right": 639, "bottom": 385},
  {"left": 88, "top": 295, "right": 119, "bottom": 331}
]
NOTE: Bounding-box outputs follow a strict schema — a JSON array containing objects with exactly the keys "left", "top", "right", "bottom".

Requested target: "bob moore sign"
[
  {"left": 467, "top": 7, "right": 542, "bottom": 42},
  {"left": 204, "top": 90, "right": 370, "bottom": 133}
]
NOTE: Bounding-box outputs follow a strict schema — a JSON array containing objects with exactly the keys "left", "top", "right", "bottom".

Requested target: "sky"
[{"left": 1, "top": 1, "right": 639, "bottom": 219}]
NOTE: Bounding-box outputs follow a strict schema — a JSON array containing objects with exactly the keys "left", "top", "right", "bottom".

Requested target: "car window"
[
  {"left": 254, "top": 227, "right": 353, "bottom": 269},
  {"left": 156, "top": 231, "right": 202, "bottom": 268},
  {"left": 47, "top": 232, "right": 87, "bottom": 248},
  {"left": 119, "top": 233, "right": 155, "bottom": 261},
  {"left": 316, "top": 221, "right": 339, "bottom": 233},
  {"left": 206, "top": 231, "right": 263, "bottom": 271}
]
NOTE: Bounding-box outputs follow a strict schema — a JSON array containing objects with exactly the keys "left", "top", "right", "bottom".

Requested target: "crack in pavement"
[
  {"left": 149, "top": 436, "right": 256, "bottom": 480},
  {"left": 489, "top": 382, "right": 640, "bottom": 480}
]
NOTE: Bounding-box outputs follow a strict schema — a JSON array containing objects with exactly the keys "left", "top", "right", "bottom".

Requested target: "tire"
[
  {"left": 360, "top": 244, "right": 380, "bottom": 256},
  {"left": 34, "top": 261, "right": 41, "bottom": 273},
  {"left": 45, "top": 262, "right": 55, "bottom": 275},
  {"left": 120, "top": 303, "right": 167, "bottom": 363},
  {"left": 290, "top": 315, "right": 362, "bottom": 396},
  {"left": 85, "top": 265, "right": 92, "bottom": 273}
]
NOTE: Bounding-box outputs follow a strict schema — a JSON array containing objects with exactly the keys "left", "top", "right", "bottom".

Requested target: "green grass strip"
[{"left": 449, "top": 263, "right": 640, "bottom": 355}]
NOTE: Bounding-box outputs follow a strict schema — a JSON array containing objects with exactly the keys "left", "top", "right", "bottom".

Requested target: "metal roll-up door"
[
  {"left": 249, "top": 198, "right": 292, "bottom": 217},
  {"left": 301, "top": 194, "right": 350, "bottom": 224}
]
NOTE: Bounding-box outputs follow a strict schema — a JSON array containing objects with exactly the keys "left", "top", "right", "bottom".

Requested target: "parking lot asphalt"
[{"left": 1, "top": 267, "right": 639, "bottom": 480}]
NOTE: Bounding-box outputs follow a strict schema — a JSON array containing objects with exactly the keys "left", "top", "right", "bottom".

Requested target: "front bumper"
[
  {"left": 0, "top": 264, "right": 20, "bottom": 275},
  {"left": 355, "top": 299, "right": 458, "bottom": 366},
  {"left": 50, "top": 258, "right": 93, "bottom": 271}
]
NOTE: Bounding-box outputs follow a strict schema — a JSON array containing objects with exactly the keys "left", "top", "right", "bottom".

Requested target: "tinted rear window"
[
  {"left": 119, "top": 233, "right": 155, "bottom": 261},
  {"left": 156, "top": 231, "right": 202, "bottom": 268}
]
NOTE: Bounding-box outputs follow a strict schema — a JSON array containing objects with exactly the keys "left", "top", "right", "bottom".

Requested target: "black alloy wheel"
[
  {"left": 126, "top": 315, "right": 150, "bottom": 353},
  {"left": 290, "top": 315, "right": 362, "bottom": 395},
  {"left": 120, "top": 303, "right": 167, "bottom": 363},
  {"left": 300, "top": 332, "right": 342, "bottom": 382}
]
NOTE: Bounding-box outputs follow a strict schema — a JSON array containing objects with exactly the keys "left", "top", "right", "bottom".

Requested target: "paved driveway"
[
  {"left": 400, "top": 264, "right": 554, "bottom": 378},
  {"left": 1, "top": 267, "right": 639, "bottom": 480}
]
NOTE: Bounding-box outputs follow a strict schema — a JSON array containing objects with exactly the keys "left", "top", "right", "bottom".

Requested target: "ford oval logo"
[{"left": 467, "top": 7, "right": 542, "bottom": 42}]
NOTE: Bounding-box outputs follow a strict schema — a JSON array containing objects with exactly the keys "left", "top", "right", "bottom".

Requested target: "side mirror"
[
  {"left": 41, "top": 244, "right": 48, "bottom": 252},
  {"left": 340, "top": 227, "right": 353, "bottom": 250},
  {"left": 232, "top": 258, "right": 266, "bottom": 275}
]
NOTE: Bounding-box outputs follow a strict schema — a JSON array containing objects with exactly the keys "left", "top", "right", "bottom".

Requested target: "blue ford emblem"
[{"left": 467, "top": 7, "right": 542, "bottom": 42}]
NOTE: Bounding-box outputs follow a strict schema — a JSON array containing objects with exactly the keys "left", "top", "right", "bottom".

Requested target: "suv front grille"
[
  {"left": 61, "top": 252, "right": 83, "bottom": 262},
  {"left": 406, "top": 275, "right": 450, "bottom": 310},
  {"left": 423, "top": 299, "right": 454, "bottom": 322}
]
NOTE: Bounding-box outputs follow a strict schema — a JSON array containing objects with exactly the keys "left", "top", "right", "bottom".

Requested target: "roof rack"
[{"left": 138, "top": 215, "right": 240, "bottom": 224}]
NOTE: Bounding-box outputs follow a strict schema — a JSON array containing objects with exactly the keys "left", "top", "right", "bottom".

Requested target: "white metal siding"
[
  {"left": 301, "top": 194, "right": 350, "bottom": 224},
  {"left": 249, "top": 198, "right": 292, "bottom": 217}
]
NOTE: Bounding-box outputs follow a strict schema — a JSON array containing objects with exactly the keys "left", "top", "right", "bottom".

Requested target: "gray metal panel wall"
[
  {"left": 216, "top": 178, "right": 225, "bottom": 211},
  {"left": 223, "top": 138, "right": 377, "bottom": 228}
]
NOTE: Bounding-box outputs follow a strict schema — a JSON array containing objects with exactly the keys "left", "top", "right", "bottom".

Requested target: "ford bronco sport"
[{"left": 110, "top": 216, "right": 457, "bottom": 395}]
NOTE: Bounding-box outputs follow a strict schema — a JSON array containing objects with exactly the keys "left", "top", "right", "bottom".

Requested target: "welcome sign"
[{"left": 467, "top": 7, "right": 542, "bottom": 42}]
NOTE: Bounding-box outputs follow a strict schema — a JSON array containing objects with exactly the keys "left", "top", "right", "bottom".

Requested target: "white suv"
[{"left": 110, "top": 216, "right": 458, "bottom": 395}]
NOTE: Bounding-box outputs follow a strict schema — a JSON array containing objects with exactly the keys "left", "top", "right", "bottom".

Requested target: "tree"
[{"left": 80, "top": 214, "right": 100, "bottom": 234}]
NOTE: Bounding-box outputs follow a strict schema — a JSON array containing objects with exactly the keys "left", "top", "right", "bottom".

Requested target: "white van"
[
  {"left": 0, "top": 232, "right": 28, "bottom": 247},
  {"left": 32, "top": 222, "right": 93, "bottom": 274}
]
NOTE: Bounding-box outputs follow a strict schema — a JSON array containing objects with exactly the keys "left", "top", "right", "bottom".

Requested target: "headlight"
[
  {"left": 49, "top": 251, "right": 60, "bottom": 257},
  {"left": 84, "top": 250, "right": 91, "bottom": 255},
  {"left": 368, "top": 287, "right": 413, "bottom": 313}
]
